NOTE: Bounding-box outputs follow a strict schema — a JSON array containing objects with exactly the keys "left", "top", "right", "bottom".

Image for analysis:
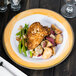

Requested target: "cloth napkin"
[{"left": 0, "top": 57, "right": 27, "bottom": 76}]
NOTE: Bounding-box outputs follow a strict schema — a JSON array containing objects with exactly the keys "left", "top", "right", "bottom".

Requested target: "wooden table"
[{"left": 0, "top": 0, "right": 76, "bottom": 76}]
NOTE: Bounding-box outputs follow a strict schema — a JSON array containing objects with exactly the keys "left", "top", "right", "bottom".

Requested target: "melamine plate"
[{"left": 3, "top": 9, "right": 74, "bottom": 69}]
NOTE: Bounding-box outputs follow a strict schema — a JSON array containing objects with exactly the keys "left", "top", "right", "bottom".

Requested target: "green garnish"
[
  {"left": 22, "top": 28, "right": 27, "bottom": 56},
  {"left": 24, "top": 24, "right": 28, "bottom": 30},
  {"left": 30, "top": 51, "right": 32, "bottom": 57},
  {"left": 18, "top": 41, "right": 22, "bottom": 54},
  {"left": 16, "top": 31, "right": 21, "bottom": 36},
  {"left": 16, "top": 24, "right": 28, "bottom": 56},
  {"left": 16, "top": 30, "right": 22, "bottom": 38},
  {"left": 22, "top": 46, "right": 27, "bottom": 56},
  {"left": 24, "top": 24, "right": 28, "bottom": 34}
]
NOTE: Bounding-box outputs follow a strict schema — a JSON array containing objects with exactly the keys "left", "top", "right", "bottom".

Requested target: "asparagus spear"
[
  {"left": 16, "top": 24, "right": 28, "bottom": 56},
  {"left": 16, "top": 31, "right": 21, "bottom": 36},
  {"left": 24, "top": 24, "right": 28, "bottom": 34},
  {"left": 18, "top": 41, "right": 22, "bottom": 54},
  {"left": 24, "top": 24, "right": 28, "bottom": 30},
  {"left": 22, "top": 46, "right": 27, "bottom": 56},
  {"left": 22, "top": 28, "right": 27, "bottom": 56},
  {"left": 30, "top": 51, "right": 32, "bottom": 57},
  {"left": 16, "top": 31, "right": 22, "bottom": 38}
]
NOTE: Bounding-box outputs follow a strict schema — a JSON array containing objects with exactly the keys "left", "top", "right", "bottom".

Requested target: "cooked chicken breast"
[{"left": 27, "top": 22, "right": 49, "bottom": 50}]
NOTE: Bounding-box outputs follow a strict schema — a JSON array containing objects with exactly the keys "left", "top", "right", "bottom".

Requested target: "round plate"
[{"left": 3, "top": 9, "right": 74, "bottom": 70}]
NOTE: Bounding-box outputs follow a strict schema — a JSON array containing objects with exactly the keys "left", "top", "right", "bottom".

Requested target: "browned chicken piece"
[{"left": 27, "top": 22, "right": 49, "bottom": 50}]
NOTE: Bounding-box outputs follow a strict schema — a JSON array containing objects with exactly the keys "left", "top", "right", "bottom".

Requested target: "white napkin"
[
  {"left": 0, "top": 57, "right": 27, "bottom": 76},
  {"left": 0, "top": 66, "right": 13, "bottom": 76}
]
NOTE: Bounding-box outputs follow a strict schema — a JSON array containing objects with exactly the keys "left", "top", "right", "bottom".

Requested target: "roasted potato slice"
[
  {"left": 51, "top": 24, "right": 62, "bottom": 34},
  {"left": 41, "top": 41, "right": 47, "bottom": 48},
  {"left": 55, "top": 34, "right": 63, "bottom": 44},
  {"left": 51, "top": 47, "right": 56, "bottom": 55},
  {"left": 45, "top": 40, "right": 53, "bottom": 47},
  {"left": 16, "top": 37, "right": 21, "bottom": 41},
  {"left": 50, "top": 34, "right": 55, "bottom": 39},
  {"left": 34, "top": 45, "right": 43, "bottom": 56},
  {"left": 42, "top": 47, "right": 53, "bottom": 59}
]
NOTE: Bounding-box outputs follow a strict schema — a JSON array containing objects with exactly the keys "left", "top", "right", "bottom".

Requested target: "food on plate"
[
  {"left": 27, "top": 22, "right": 49, "bottom": 50},
  {"left": 41, "top": 41, "right": 47, "bottom": 48},
  {"left": 50, "top": 34, "right": 55, "bottom": 39},
  {"left": 45, "top": 40, "right": 53, "bottom": 47},
  {"left": 51, "top": 24, "right": 62, "bottom": 34},
  {"left": 43, "top": 26, "right": 51, "bottom": 35},
  {"left": 51, "top": 47, "right": 56, "bottom": 55},
  {"left": 16, "top": 22, "right": 63, "bottom": 59},
  {"left": 42, "top": 47, "right": 53, "bottom": 59},
  {"left": 16, "top": 37, "right": 21, "bottom": 41},
  {"left": 55, "top": 34, "right": 63, "bottom": 44},
  {"left": 16, "top": 24, "right": 28, "bottom": 56},
  {"left": 46, "top": 36, "right": 55, "bottom": 46},
  {"left": 34, "top": 45, "right": 43, "bottom": 56}
]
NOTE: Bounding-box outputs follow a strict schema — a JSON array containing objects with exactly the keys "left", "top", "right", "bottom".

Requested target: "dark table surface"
[{"left": 0, "top": 0, "right": 76, "bottom": 76}]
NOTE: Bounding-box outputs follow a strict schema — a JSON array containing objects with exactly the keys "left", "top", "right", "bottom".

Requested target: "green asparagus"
[
  {"left": 30, "top": 51, "right": 32, "bottom": 57},
  {"left": 16, "top": 24, "right": 28, "bottom": 56},
  {"left": 22, "top": 28, "right": 27, "bottom": 56},
  {"left": 18, "top": 41, "right": 22, "bottom": 53}
]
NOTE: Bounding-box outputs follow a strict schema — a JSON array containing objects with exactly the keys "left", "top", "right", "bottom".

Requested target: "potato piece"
[
  {"left": 42, "top": 47, "right": 53, "bottom": 59},
  {"left": 55, "top": 34, "right": 63, "bottom": 44},
  {"left": 34, "top": 45, "right": 43, "bottom": 56},
  {"left": 16, "top": 37, "right": 21, "bottom": 41},
  {"left": 41, "top": 41, "right": 47, "bottom": 48},
  {"left": 50, "top": 34, "right": 55, "bottom": 39},
  {"left": 45, "top": 40, "right": 53, "bottom": 47},
  {"left": 55, "top": 30, "right": 62, "bottom": 34},
  {"left": 51, "top": 24, "right": 62, "bottom": 34},
  {"left": 51, "top": 47, "right": 56, "bottom": 55}
]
